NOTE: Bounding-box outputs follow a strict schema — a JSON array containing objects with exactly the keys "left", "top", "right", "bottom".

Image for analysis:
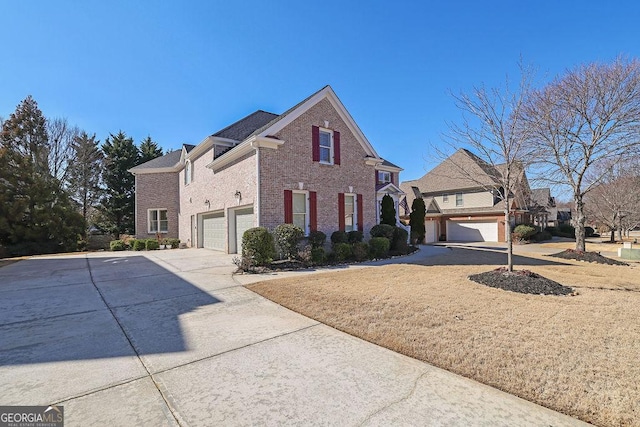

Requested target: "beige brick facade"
[
  {"left": 259, "top": 98, "right": 377, "bottom": 236},
  {"left": 134, "top": 173, "right": 180, "bottom": 239}
]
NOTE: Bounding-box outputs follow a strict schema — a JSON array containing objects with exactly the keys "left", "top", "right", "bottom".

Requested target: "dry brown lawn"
[
  {"left": 247, "top": 249, "right": 640, "bottom": 427},
  {"left": 540, "top": 240, "right": 627, "bottom": 254}
]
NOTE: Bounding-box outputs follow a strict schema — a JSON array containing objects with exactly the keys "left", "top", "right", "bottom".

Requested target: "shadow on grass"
[{"left": 410, "top": 247, "right": 573, "bottom": 267}]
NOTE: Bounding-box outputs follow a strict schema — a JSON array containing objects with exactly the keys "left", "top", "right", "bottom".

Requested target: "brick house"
[
  {"left": 400, "top": 149, "right": 532, "bottom": 243},
  {"left": 130, "top": 86, "right": 404, "bottom": 253}
]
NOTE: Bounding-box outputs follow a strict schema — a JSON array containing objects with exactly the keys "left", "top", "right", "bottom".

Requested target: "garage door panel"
[
  {"left": 447, "top": 220, "right": 498, "bottom": 242},
  {"left": 425, "top": 221, "right": 438, "bottom": 243},
  {"left": 235, "top": 209, "right": 254, "bottom": 254},
  {"left": 202, "top": 213, "right": 225, "bottom": 250}
]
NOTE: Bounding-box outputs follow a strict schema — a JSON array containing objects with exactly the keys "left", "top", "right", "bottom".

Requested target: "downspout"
[{"left": 255, "top": 147, "right": 260, "bottom": 226}]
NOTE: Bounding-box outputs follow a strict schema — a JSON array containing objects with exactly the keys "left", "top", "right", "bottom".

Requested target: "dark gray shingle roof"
[
  {"left": 380, "top": 159, "right": 401, "bottom": 169},
  {"left": 213, "top": 110, "right": 279, "bottom": 141},
  {"left": 530, "top": 188, "right": 553, "bottom": 206},
  {"left": 130, "top": 149, "right": 182, "bottom": 171}
]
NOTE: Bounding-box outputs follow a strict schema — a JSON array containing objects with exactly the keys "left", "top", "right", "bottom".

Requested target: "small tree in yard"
[
  {"left": 380, "top": 194, "right": 396, "bottom": 226},
  {"left": 409, "top": 198, "right": 426, "bottom": 243},
  {"left": 523, "top": 57, "right": 640, "bottom": 251},
  {"left": 442, "top": 62, "right": 535, "bottom": 271}
]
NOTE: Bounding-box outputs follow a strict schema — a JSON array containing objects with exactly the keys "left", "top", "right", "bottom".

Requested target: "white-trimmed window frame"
[
  {"left": 378, "top": 171, "right": 391, "bottom": 184},
  {"left": 455, "top": 192, "right": 463, "bottom": 207},
  {"left": 292, "top": 190, "right": 310, "bottom": 235},
  {"left": 319, "top": 128, "right": 334, "bottom": 165},
  {"left": 148, "top": 208, "right": 169, "bottom": 234},
  {"left": 184, "top": 160, "right": 192, "bottom": 185},
  {"left": 344, "top": 193, "right": 358, "bottom": 232}
]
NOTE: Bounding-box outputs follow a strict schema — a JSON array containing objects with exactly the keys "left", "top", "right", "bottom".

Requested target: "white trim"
[
  {"left": 292, "top": 190, "right": 310, "bottom": 235},
  {"left": 257, "top": 86, "right": 380, "bottom": 159},
  {"left": 184, "top": 160, "right": 192, "bottom": 185},
  {"left": 376, "top": 164, "right": 403, "bottom": 173},
  {"left": 365, "top": 157, "right": 384, "bottom": 166},
  {"left": 255, "top": 148, "right": 261, "bottom": 227},
  {"left": 377, "top": 171, "right": 391, "bottom": 185},
  {"left": 318, "top": 127, "right": 334, "bottom": 165},
  {"left": 344, "top": 193, "right": 357, "bottom": 232},
  {"left": 206, "top": 136, "right": 283, "bottom": 172},
  {"left": 375, "top": 182, "right": 405, "bottom": 195},
  {"left": 147, "top": 208, "right": 169, "bottom": 234},
  {"left": 129, "top": 165, "right": 180, "bottom": 175}
]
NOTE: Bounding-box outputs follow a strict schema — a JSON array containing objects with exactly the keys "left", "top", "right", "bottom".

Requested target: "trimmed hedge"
[
  {"left": 347, "top": 230, "right": 364, "bottom": 244},
  {"left": 132, "top": 239, "right": 146, "bottom": 251},
  {"left": 110, "top": 240, "right": 127, "bottom": 251},
  {"left": 333, "top": 242, "right": 352, "bottom": 262},
  {"left": 166, "top": 238, "right": 180, "bottom": 249},
  {"left": 330, "top": 231, "right": 348, "bottom": 245},
  {"left": 146, "top": 239, "right": 160, "bottom": 250},
  {"left": 311, "top": 247, "right": 326, "bottom": 264},
  {"left": 370, "top": 224, "right": 395, "bottom": 240},
  {"left": 369, "top": 237, "right": 390, "bottom": 258},
  {"left": 391, "top": 227, "right": 409, "bottom": 254},
  {"left": 242, "top": 227, "right": 276, "bottom": 266},
  {"left": 274, "top": 224, "right": 304, "bottom": 259},
  {"left": 352, "top": 242, "right": 369, "bottom": 261},
  {"left": 308, "top": 231, "right": 326, "bottom": 249},
  {"left": 513, "top": 224, "right": 537, "bottom": 240}
]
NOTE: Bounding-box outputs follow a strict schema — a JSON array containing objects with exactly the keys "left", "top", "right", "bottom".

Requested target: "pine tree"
[
  {"left": 380, "top": 194, "right": 396, "bottom": 226},
  {"left": 0, "top": 96, "right": 84, "bottom": 255},
  {"left": 67, "top": 132, "right": 103, "bottom": 237},
  {"left": 409, "top": 198, "right": 426, "bottom": 243},
  {"left": 100, "top": 131, "right": 139, "bottom": 237},
  {"left": 138, "top": 135, "right": 163, "bottom": 164}
]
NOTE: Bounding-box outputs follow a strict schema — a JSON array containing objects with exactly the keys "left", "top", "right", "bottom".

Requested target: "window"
[
  {"left": 378, "top": 171, "right": 391, "bottom": 184},
  {"left": 319, "top": 130, "right": 333, "bottom": 164},
  {"left": 344, "top": 194, "right": 356, "bottom": 232},
  {"left": 148, "top": 209, "right": 168, "bottom": 233},
  {"left": 292, "top": 192, "right": 308, "bottom": 232},
  {"left": 456, "top": 193, "right": 463, "bottom": 207},
  {"left": 184, "top": 160, "right": 192, "bottom": 185},
  {"left": 443, "top": 194, "right": 449, "bottom": 203}
]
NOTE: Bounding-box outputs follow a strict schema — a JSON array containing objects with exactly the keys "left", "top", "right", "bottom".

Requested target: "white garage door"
[
  {"left": 425, "top": 221, "right": 438, "bottom": 243},
  {"left": 234, "top": 208, "right": 254, "bottom": 254},
  {"left": 447, "top": 220, "right": 498, "bottom": 242},
  {"left": 202, "top": 213, "right": 225, "bottom": 251}
]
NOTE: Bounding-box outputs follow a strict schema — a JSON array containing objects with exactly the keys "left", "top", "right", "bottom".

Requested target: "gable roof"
[
  {"left": 530, "top": 188, "right": 554, "bottom": 206},
  {"left": 212, "top": 110, "right": 279, "bottom": 141},
  {"left": 129, "top": 149, "right": 182, "bottom": 173},
  {"left": 409, "top": 149, "right": 501, "bottom": 195}
]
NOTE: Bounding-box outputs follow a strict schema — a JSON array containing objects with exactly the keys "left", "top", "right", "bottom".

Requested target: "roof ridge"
[{"left": 212, "top": 110, "right": 278, "bottom": 138}]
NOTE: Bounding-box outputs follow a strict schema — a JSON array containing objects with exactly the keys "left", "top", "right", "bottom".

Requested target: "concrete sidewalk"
[{"left": 0, "top": 248, "right": 589, "bottom": 426}]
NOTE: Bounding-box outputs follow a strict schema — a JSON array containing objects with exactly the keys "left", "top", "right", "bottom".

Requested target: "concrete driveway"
[{"left": 0, "top": 248, "right": 588, "bottom": 426}]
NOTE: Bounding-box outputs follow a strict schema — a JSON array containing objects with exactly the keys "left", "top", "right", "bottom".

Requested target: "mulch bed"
[
  {"left": 549, "top": 249, "right": 628, "bottom": 266},
  {"left": 469, "top": 267, "right": 575, "bottom": 296}
]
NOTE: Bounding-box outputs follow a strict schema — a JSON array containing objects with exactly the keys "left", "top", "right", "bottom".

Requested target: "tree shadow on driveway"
[{"left": 409, "top": 247, "right": 573, "bottom": 267}]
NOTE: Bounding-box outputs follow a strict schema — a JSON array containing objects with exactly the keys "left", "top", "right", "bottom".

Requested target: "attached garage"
[
  {"left": 447, "top": 220, "right": 498, "bottom": 242},
  {"left": 425, "top": 220, "right": 438, "bottom": 243},
  {"left": 202, "top": 212, "right": 225, "bottom": 250},
  {"left": 233, "top": 208, "right": 254, "bottom": 254}
]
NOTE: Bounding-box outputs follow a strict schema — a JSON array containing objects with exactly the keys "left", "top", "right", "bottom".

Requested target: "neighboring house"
[
  {"left": 529, "top": 187, "right": 558, "bottom": 228},
  {"left": 129, "top": 85, "right": 404, "bottom": 253},
  {"left": 400, "top": 149, "right": 532, "bottom": 243}
]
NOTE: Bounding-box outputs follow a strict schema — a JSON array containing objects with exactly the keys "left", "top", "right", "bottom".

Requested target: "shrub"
[
  {"left": 390, "top": 226, "right": 409, "bottom": 255},
  {"left": 409, "top": 198, "right": 426, "bottom": 243},
  {"left": 145, "top": 239, "right": 159, "bottom": 250},
  {"left": 347, "top": 230, "right": 364, "bottom": 243},
  {"left": 370, "top": 224, "right": 395, "bottom": 240},
  {"left": 380, "top": 194, "right": 396, "bottom": 226},
  {"left": 233, "top": 255, "right": 256, "bottom": 273},
  {"left": 558, "top": 224, "right": 576, "bottom": 238},
  {"left": 330, "top": 230, "right": 348, "bottom": 245},
  {"left": 333, "top": 242, "right": 352, "bottom": 262},
  {"left": 513, "top": 224, "right": 537, "bottom": 240},
  {"left": 242, "top": 227, "right": 276, "bottom": 266},
  {"left": 297, "top": 244, "right": 312, "bottom": 265},
  {"left": 308, "top": 231, "right": 326, "bottom": 249},
  {"left": 585, "top": 226, "right": 595, "bottom": 237},
  {"left": 274, "top": 224, "right": 304, "bottom": 259},
  {"left": 531, "top": 230, "right": 552, "bottom": 242},
  {"left": 352, "top": 242, "right": 369, "bottom": 261},
  {"left": 369, "top": 237, "right": 390, "bottom": 258},
  {"left": 545, "top": 226, "right": 558, "bottom": 236},
  {"left": 110, "top": 240, "right": 127, "bottom": 251},
  {"left": 167, "top": 238, "right": 180, "bottom": 249},
  {"left": 311, "top": 247, "right": 326, "bottom": 265},
  {"left": 132, "top": 239, "right": 146, "bottom": 251}
]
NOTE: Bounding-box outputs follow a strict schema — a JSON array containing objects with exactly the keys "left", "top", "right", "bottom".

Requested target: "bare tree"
[
  {"left": 442, "top": 64, "right": 535, "bottom": 271},
  {"left": 47, "top": 117, "right": 80, "bottom": 183},
  {"left": 584, "top": 159, "right": 640, "bottom": 242},
  {"left": 523, "top": 57, "right": 640, "bottom": 251}
]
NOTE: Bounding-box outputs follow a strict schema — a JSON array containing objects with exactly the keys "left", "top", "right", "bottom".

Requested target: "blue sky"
[{"left": 2, "top": 1, "right": 639, "bottom": 182}]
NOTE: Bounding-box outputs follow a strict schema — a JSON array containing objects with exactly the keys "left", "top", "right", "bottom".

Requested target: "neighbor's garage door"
[
  {"left": 425, "top": 220, "right": 438, "bottom": 243},
  {"left": 447, "top": 220, "right": 498, "bottom": 242},
  {"left": 234, "top": 208, "right": 254, "bottom": 254},
  {"left": 202, "top": 212, "right": 225, "bottom": 250}
]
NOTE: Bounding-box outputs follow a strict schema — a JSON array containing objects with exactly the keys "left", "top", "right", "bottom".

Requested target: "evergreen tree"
[
  {"left": 380, "top": 194, "right": 397, "bottom": 226},
  {"left": 100, "top": 131, "right": 139, "bottom": 237},
  {"left": 409, "top": 198, "right": 426, "bottom": 244},
  {"left": 138, "top": 135, "right": 163, "bottom": 164},
  {"left": 67, "top": 132, "right": 103, "bottom": 237},
  {"left": 0, "top": 96, "right": 84, "bottom": 255}
]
